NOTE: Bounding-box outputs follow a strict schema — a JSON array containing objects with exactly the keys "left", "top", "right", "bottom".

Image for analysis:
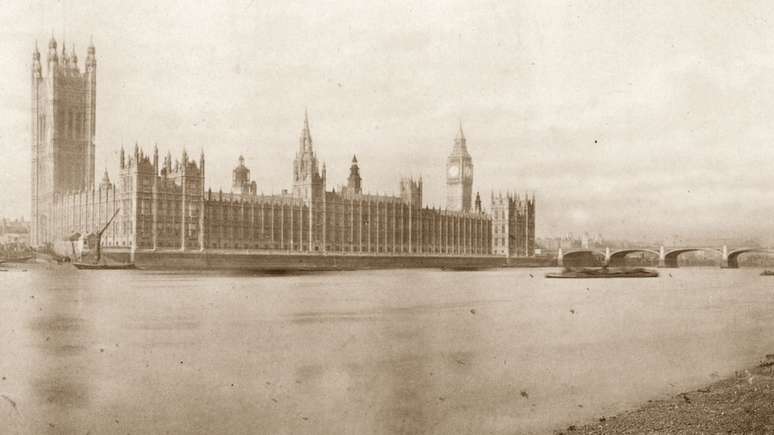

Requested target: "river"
[{"left": 1, "top": 265, "right": 772, "bottom": 434}]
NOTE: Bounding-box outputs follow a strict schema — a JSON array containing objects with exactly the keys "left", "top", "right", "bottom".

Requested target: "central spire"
[{"left": 299, "top": 108, "right": 313, "bottom": 153}]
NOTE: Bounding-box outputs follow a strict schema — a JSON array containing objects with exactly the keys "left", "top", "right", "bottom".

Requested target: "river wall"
[{"left": 93, "top": 248, "right": 558, "bottom": 270}]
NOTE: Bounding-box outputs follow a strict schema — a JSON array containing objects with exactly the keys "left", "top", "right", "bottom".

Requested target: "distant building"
[
  {"left": 0, "top": 218, "right": 30, "bottom": 245},
  {"left": 29, "top": 36, "right": 536, "bottom": 259}
]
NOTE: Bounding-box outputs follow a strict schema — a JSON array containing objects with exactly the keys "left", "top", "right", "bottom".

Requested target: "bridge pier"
[
  {"left": 604, "top": 247, "right": 611, "bottom": 267},
  {"left": 720, "top": 245, "right": 737, "bottom": 268},
  {"left": 657, "top": 245, "right": 666, "bottom": 268},
  {"left": 557, "top": 248, "right": 563, "bottom": 268}
]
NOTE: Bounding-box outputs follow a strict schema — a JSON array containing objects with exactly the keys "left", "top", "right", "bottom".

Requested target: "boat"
[
  {"left": 73, "top": 262, "right": 136, "bottom": 270},
  {"left": 72, "top": 208, "right": 136, "bottom": 271},
  {"left": 761, "top": 270, "right": 774, "bottom": 276},
  {"left": 441, "top": 266, "right": 492, "bottom": 271},
  {"left": 0, "top": 255, "right": 33, "bottom": 264},
  {"left": 546, "top": 267, "right": 659, "bottom": 279}
]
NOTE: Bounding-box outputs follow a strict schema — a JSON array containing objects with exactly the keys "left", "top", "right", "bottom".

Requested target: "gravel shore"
[{"left": 557, "top": 355, "right": 774, "bottom": 434}]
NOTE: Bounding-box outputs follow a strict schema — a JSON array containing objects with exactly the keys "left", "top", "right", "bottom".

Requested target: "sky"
[{"left": 1, "top": 0, "right": 773, "bottom": 243}]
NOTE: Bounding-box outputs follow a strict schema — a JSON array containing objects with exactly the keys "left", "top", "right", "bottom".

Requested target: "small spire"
[
  {"left": 33, "top": 40, "right": 41, "bottom": 63},
  {"left": 87, "top": 35, "right": 95, "bottom": 56},
  {"left": 304, "top": 107, "right": 309, "bottom": 130},
  {"left": 352, "top": 154, "right": 358, "bottom": 164}
]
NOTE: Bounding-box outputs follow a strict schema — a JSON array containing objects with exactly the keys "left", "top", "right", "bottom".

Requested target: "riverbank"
[{"left": 557, "top": 355, "right": 774, "bottom": 434}]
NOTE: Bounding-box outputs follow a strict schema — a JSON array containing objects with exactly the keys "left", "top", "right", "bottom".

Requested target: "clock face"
[
  {"left": 448, "top": 165, "right": 459, "bottom": 177},
  {"left": 464, "top": 165, "right": 472, "bottom": 177}
]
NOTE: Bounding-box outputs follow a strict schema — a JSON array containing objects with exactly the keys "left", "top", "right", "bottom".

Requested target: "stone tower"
[
  {"left": 400, "top": 176, "right": 423, "bottom": 207},
  {"left": 446, "top": 122, "right": 473, "bottom": 212},
  {"left": 490, "top": 192, "right": 536, "bottom": 257},
  {"left": 292, "top": 110, "right": 325, "bottom": 201},
  {"left": 31, "top": 36, "right": 97, "bottom": 246},
  {"left": 232, "top": 155, "right": 257, "bottom": 195},
  {"left": 347, "top": 155, "right": 362, "bottom": 194}
]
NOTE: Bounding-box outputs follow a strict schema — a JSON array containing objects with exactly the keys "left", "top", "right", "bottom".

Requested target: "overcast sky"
[{"left": 1, "top": 0, "right": 773, "bottom": 242}]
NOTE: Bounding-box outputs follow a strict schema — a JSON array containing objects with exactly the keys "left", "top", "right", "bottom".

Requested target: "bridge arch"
[
  {"left": 663, "top": 248, "right": 721, "bottom": 268},
  {"left": 559, "top": 249, "right": 605, "bottom": 267},
  {"left": 608, "top": 249, "right": 660, "bottom": 266},
  {"left": 726, "top": 248, "right": 774, "bottom": 268}
]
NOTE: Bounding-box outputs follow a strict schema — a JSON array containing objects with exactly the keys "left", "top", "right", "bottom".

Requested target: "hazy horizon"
[{"left": 2, "top": 1, "right": 773, "bottom": 243}]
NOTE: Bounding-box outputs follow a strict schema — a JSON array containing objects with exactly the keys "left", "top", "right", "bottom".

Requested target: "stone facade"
[
  {"left": 491, "top": 193, "right": 536, "bottom": 257},
  {"left": 30, "top": 37, "right": 535, "bottom": 259},
  {"left": 197, "top": 117, "right": 493, "bottom": 255}
]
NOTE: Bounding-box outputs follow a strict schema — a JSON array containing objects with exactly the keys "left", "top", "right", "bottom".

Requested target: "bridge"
[{"left": 556, "top": 246, "right": 774, "bottom": 268}]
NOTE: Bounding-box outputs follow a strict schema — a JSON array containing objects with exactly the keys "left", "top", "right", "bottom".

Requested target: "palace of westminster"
[{"left": 30, "top": 36, "right": 535, "bottom": 258}]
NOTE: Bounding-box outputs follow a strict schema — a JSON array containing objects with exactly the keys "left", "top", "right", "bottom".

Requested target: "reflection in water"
[
  {"left": 0, "top": 266, "right": 772, "bottom": 434},
  {"left": 25, "top": 270, "right": 94, "bottom": 434}
]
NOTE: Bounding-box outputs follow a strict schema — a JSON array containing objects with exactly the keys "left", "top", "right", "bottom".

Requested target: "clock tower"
[{"left": 446, "top": 123, "right": 473, "bottom": 212}]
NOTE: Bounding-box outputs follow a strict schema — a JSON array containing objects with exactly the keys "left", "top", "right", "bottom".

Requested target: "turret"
[
  {"left": 100, "top": 169, "right": 111, "bottom": 189},
  {"left": 47, "top": 34, "right": 58, "bottom": 70},
  {"left": 70, "top": 44, "right": 78, "bottom": 71},
  {"left": 165, "top": 151, "right": 172, "bottom": 173},
  {"left": 152, "top": 144, "right": 159, "bottom": 174},
  {"left": 199, "top": 150, "right": 205, "bottom": 178},
  {"left": 61, "top": 41, "right": 69, "bottom": 68},
  {"left": 32, "top": 41, "right": 42, "bottom": 79},
  {"left": 347, "top": 154, "right": 362, "bottom": 194},
  {"left": 181, "top": 149, "right": 188, "bottom": 175},
  {"left": 119, "top": 146, "right": 125, "bottom": 169},
  {"left": 232, "top": 155, "right": 249, "bottom": 189},
  {"left": 475, "top": 192, "right": 482, "bottom": 213},
  {"left": 85, "top": 36, "right": 96, "bottom": 71},
  {"left": 400, "top": 176, "right": 423, "bottom": 207}
]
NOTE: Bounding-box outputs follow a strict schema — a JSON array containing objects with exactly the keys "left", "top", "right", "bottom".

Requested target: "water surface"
[{"left": 1, "top": 265, "right": 772, "bottom": 434}]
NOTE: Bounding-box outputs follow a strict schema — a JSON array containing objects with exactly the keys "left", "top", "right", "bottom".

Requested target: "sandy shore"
[{"left": 557, "top": 355, "right": 774, "bottom": 434}]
